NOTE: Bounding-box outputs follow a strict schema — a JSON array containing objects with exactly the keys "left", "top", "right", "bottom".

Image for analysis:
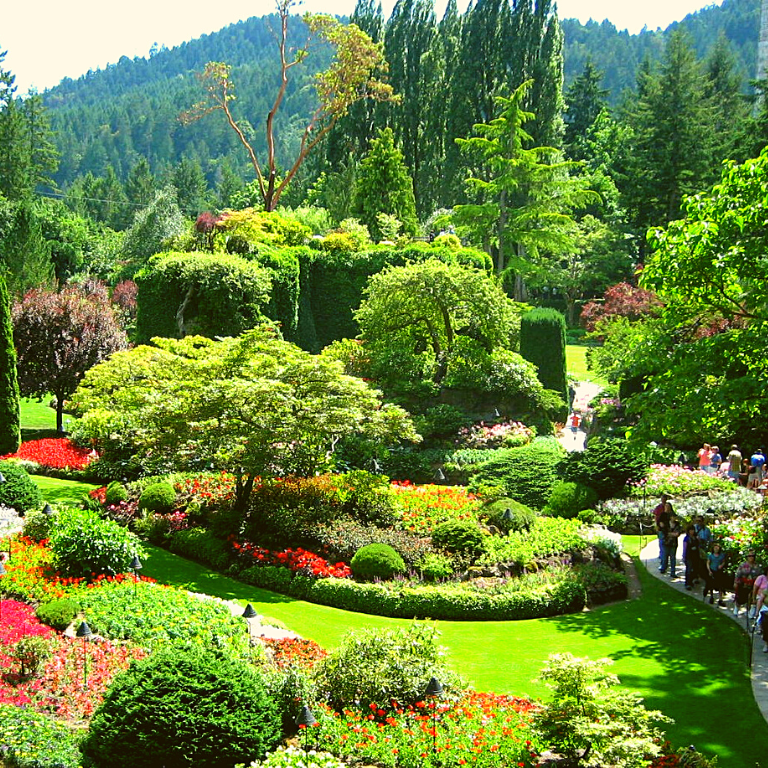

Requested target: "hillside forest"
[{"left": 2, "top": 0, "right": 768, "bottom": 456}]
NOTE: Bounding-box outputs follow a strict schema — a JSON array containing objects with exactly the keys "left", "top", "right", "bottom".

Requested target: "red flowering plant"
[
  {"left": 455, "top": 421, "right": 534, "bottom": 450},
  {"left": 390, "top": 482, "right": 481, "bottom": 535},
  {"left": 231, "top": 540, "right": 352, "bottom": 579},
  {"left": 314, "top": 691, "right": 541, "bottom": 768},
  {"left": 262, "top": 637, "right": 328, "bottom": 670},
  {"left": 0, "top": 438, "right": 94, "bottom": 472}
]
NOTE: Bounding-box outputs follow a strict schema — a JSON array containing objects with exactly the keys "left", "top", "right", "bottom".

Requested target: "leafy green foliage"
[
  {"left": 534, "top": 654, "right": 671, "bottom": 767},
  {"left": 48, "top": 507, "right": 145, "bottom": 578},
  {"left": 350, "top": 543, "right": 406, "bottom": 581},
  {"left": 542, "top": 482, "right": 599, "bottom": 520},
  {"left": 21, "top": 508, "right": 56, "bottom": 542},
  {"left": 562, "top": 438, "right": 647, "bottom": 500},
  {"left": 138, "top": 481, "right": 176, "bottom": 513},
  {"left": 134, "top": 251, "right": 272, "bottom": 343},
  {"left": 315, "top": 624, "right": 461, "bottom": 712},
  {"left": 469, "top": 438, "right": 566, "bottom": 510},
  {"left": 81, "top": 647, "right": 281, "bottom": 768},
  {"left": 0, "top": 703, "right": 82, "bottom": 768},
  {"left": 0, "top": 271, "right": 19, "bottom": 455},
  {"left": 482, "top": 498, "right": 536, "bottom": 534},
  {"left": 168, "top": 527, "right": 232, "bottom": 571},
  {"left": 0, "top": 460, "right": 42, "bottom": 513},
  {"left": 105, "top": 481, "right": 128, "bottom": 505},
  {"left": 519, "top": 307, "right": 567, "bottom": 400},
  {"left": 431, "top": 519, "right": 485, "bottom": 558},
  {"left": 36, "top": 598, "right": 79, "bottom": 631}
]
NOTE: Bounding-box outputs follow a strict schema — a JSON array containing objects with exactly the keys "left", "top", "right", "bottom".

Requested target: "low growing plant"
[{"left": 0, "top": 703, "right": 82, "bottom": 768}]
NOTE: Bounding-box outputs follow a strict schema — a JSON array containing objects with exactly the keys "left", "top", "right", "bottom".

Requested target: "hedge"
[{"left": 519, "top": 307, "right": 567, "bottom": 402}]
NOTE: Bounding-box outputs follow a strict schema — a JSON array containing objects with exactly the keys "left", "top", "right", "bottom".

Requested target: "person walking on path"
[
  {"left": 682, "top": 525, "right": 700, "bottom": 591},
  {"left": 727, "top": 445, "right": 742, "bottom": 481},
  {"left": 706, "top": 542, "right": 728, "bottom": 606},
  {"left": 752, "top": 448, "right": 766, "bottom": 483},
  {"left": 654, "top": 494, "right": 673, "bottom": 573},
  {"left": 695, "top": 514, "right": 712, "bottom": 583},
  {"left": 698, "top": 443, "right": 712, "bottom": 474},
  {"left": 733, "top": 552, "right": 762, "bottom": 616},
  {"left": 710, "top": 446, "right": 722, "bottom": 475},
  {"left": 663, "top": 512, "right": 682, "bottom": 578}
]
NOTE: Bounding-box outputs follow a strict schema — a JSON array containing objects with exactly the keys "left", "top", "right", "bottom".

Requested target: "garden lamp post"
[
  {"left": 296, "top": 704, "right": 317, "bottom": 757},
  {"left": 242, "top": 603, "right": 257, "bottom": 642},
  {"left": 434, "top": 468, "right": 446, "bottom": 482},
  {"left": 0, "top": 472, "right": 5, "bottom": 483},
  {"left": 76, "top": 621, "right": 92, "bottom": 689},
  {"left": 424, "top": 677, "right": 443, "bottom": 757},
  {"left": 42, "top": 504, "right": 54, "bottom": 516},
  {"left": 130, "top": 555, "right": 142, "bottom": 597}
]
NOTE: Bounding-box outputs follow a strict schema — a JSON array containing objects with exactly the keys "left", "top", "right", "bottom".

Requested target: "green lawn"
[
  {"left": 19, "top": 397, "right": 62, "bottom": 440},
  {"left": 566, "top": 344, "right": 606, "bottom": 385},
  {"left": 141, "top": 542, "right": 765, "bottom": 767},
  {"left": 33, "top": 476, "right": 98, "bottom": 507}
]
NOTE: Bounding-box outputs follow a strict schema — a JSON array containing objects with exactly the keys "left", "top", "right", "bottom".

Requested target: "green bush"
[
  {"left": 416, "top": 552, "right": 454, "bottom": 581},
  {"left": 482, "top": 498, "right": 536, "bottom": 534},
  {"left": 350, "top": 543, "right": 406, "bottom": 581},
  {"left": 138, "top": 481, "right": 176, "bottom": 513},
  {"left": 315, "top": 624, "right": 461, "bottom": 712},
  {"left": 519, "top": 307, "right": 567, "bottom": 401},
  {"left": 542, "top": 481, "right": 599, "bottom": 519},
  {"left": 105, "top": 481, "right": 128, "bottom": 505},
  {"left": 36, "top": 598, "right": 79, "bottom": 630},
  {"left": 417, "top": 404, "right": 470, "bottom": 441},
  {"left": 168, "top": 527, "right": 232, "bottom": 571},
  {"left": 562, "top": 438, "right": 647, "bottom": 499},
  {"left": 0, "top": 703, "right": 82, "bottom": 768},
  {"left": 48, "top": 507, "right": 145, "bottom": 578},
  {"left": 431, "top": 519, "right": 486, "bottom": 558},
  {"left": 0, "top": 460, "right": 42, "bottom": 514},
  {"left": 81, "top": 647, "right": 281, "bottom": 768},
  {"left": 469, "top": 438, "right": 566, "bottom": 509},
  {"left": 22, "top": 508, "right": 56, "bottom": 542}
]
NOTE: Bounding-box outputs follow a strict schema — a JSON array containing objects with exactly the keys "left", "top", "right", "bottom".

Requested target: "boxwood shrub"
[
  {"left": 0, "top": 460, "right": 42, "bottom": 514},
  {"left": 167, "top": 527, "right": 232, "bottom": 571},
  {"left": 350, "top": 543, "right": 406, "bottom": 581}
]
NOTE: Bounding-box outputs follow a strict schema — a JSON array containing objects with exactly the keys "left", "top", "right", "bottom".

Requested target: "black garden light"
[
  {"left": 76, "top": 621, "right": 93, "bottom": 689},
  {"left": 296, "top": 704, "right": 317, "bottom": 756},
  {"left": 0, "top": 560, "right": 6, "bottom": 622},
  {"left": 242, "top": 603, "right": 257, "bottom": 640},
  {"left": 42, "top": 504, "right": 54, "bottom": 516},
  {"left": 130, "top": 555, "right": 142, "bottom": 597},
  {"left": 424, "top": 676, "right": 444, "bottom": 757},
  {"left": 0, "top": 472, "right": 5, "bottom": 484}
]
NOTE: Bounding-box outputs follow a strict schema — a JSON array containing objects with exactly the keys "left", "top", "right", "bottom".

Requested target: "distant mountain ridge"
[{"left": 42, "top": 0, "right": 761, "bottom": 190}]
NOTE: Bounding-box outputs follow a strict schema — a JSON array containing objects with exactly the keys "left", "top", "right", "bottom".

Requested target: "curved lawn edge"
[{"left": 141, "top": 543, "right": 766, "bottom": 767}]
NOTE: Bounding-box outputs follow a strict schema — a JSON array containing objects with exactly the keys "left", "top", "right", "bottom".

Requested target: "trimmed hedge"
[
  {"left": 0, "top": 460, "right": 42, "bottom": 514},
  {"left": 134, "top": 251, "right": 272, "bottom": 343},
  {"left": 519, "top": 307, "right": 567, "bottom": 402}
]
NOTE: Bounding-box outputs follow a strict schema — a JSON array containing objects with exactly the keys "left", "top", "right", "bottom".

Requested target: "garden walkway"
[
  {"left": 639, "top": 539, "right": 768, "bottom": 725},
  {"left": 559, "top": 380, "right": 603, "bottom": 453}
]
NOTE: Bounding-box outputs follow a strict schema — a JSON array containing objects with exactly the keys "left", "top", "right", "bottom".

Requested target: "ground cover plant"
[{"left": 0, "top": 436, "right": 93, "bottom": 472}]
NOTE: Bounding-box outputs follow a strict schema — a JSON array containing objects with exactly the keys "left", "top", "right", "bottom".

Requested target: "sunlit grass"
[{"left": 566, "top": 344, "right": 607, "bottom": 384}]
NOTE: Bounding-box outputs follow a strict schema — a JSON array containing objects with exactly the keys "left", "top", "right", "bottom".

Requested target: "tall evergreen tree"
[
  {"left": 352, "top": 128, "right": 418, "bottom": 241},
  {"left": 171, "top": 157, "right": 209, "bottom": 216},
  {"left": 0, "top": 200, "right": 54, "bottom": 296},
  {"left": 0, "top": 269, "right": 20, "bottom": 454},
  {"left": 564, "top": 60, "right": 609, "bottom": 160},
  {"left": 125, "top": 158, "right": 156, "bottom": 209}
]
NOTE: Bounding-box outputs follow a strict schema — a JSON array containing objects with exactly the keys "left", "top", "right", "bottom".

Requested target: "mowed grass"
[
  {"left": 566, "top": 344, "right": 606, "bottom": 385},
  {"left": 33, "top": 476, "right": 98, "bottom": 507},
  {"left": 141, "top": 542, "right": 767, "bottom": 767},
  {"left": 18, "top": 397, "right": 63, "bottom": 440}
]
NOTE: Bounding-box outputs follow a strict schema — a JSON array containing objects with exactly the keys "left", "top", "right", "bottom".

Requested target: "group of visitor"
[
  {"left": 654, "top": 494, "right": 768, "bottom": 650},
  {"left": 696, "top": 443, "right": 768, "bottom": 490}
]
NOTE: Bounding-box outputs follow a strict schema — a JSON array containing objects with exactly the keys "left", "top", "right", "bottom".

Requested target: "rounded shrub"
[
  {"left": 483, "top": 498, "right": 536, "bottom": 534},
  {"left": 0, "top": 460, "right": 42, "bottom": 514},
  {"left": 542, "top": 482, "right": 599, "bottom": 519},
  {"left": 22, "top": 508, "right": 56, "bottom": 542},
  {"left": 432, "top": 519, "right": 486, "bottom": 558},
  {"left": 350, "top": 543, "right": 406, "bottom": 581},
  {"left": 417, "top": 552, "right": 454, "bottom": 581},
  {"left": 36, "top": 598, "right": 79, "bottom": 631},
  {"left": 138, "top": 481, "right": 176, "bottom": 513},
  {"left": 81, "top": 647, "right": 281, "bottom": 768},
  {"left": 562, "top": 438, "right": 647, "bottom": 499},
  {"left": 48, "top": 508, "right": 145, "bottom": 578},
  {"left": 105, "top": 481, "right": 128, "bottom": 505}
]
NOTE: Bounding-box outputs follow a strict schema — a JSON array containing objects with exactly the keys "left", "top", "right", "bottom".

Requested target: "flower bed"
[
  {"left": 629, "top": 463, "right": 740, "bottom": 497},
  {"left": 390, "top": 482, "right": 481, "bottom": 533},
  {"left": 232, "top": 540, "right": 352, "bottom": 579},
  {"left": 455, "top": 420, "right": 534, "bottom": 450},
  {"left": 1, "top": 438, "right": 94, "bottom": 471}
]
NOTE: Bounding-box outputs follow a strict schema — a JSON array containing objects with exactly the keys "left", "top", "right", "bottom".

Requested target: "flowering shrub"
[
  {"left": 175, "top": 471, "right": 236, "bottom": 509},
  {"left": 233, "top": 540, "right": 352, "bottom": 579},
  {"left": 390, "top": 482, "right": 481, "bottom": 534},
  {"left": 629, "top": 464, "right": 737, "bottom": 498},
  {"left": 314, "top": 692, "right": 541, "bottom": 768},
  {"left": 0, "top": 703, "right": 82, "bottom": 768},
  {"left": 248, "top": 745, "right": 345, "bottom": 768},
  {"left": 263, "top": 637, "right": 328, "bottom": 670},
  {"left": 711, "top": 517, "right": 768, "bottom": 567},
  {"left": 455, "top": 421, "right": 534, "bottom": 450},
  {"left": 0, "top": 437, "right": 94, "bottom": 470}
]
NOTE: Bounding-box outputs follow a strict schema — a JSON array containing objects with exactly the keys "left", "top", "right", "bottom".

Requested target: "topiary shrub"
[
  {"left": 562, "top": 438, "right": 647, "bottom": 500},
  {"left": 80, "top": 647, "right": 281, "bottom": 768},
  {"left": 168, "top": 527, "right": 231, "bottom": 571},
  {"left": 542, "top": 482, "right": 599, "bottom": 519},
  {"left": 48, "top": 507, "right": 145, "bottom": 578},
  {"left": 519, "top": 308, "right": 567, "bottom": 401},
  {"left": 36, "top": 598, "right": 79, "bottom": 631},
  {"left": 0, "top": 460, "right": 42, "bottom": 514},
  {"left": 350, "top": 543, "right": 406, "bottom": 581},
  {"left": 431, "top": 519, "right": 486, "bottom": 558},
  {"left": 138, "top": 481, "right": 176, "bottom": 513},
  {"left": 483, "top": 498, "right": 536, "bottom": 534},
  {"left": 105, "top": 481, "right": 128, "bottom": 505}
]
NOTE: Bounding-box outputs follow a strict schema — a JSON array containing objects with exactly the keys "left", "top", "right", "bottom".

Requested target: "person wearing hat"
[{"left": 733, "top": 551, "right": 762, "bottom": 616}]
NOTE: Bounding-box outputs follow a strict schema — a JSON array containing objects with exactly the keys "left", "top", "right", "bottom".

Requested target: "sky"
[{"left": 4, "top": 0, "right": 724, "bottom": 95}]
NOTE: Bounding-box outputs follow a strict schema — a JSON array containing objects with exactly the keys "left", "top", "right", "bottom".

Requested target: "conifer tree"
[
  {"left": 0, "top": 269, "right": 20, "bottom": 454},
  {"left": 564, "top": 60, "right": 609, "bottom": 160},
  {"left": 352, "top": 128, "right": 418, "bottom": 241}
]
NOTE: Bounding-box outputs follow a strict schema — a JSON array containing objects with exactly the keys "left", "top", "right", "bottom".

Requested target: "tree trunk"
[{"left": 56, "top": 393, "right": 64, "bottom": 433}]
